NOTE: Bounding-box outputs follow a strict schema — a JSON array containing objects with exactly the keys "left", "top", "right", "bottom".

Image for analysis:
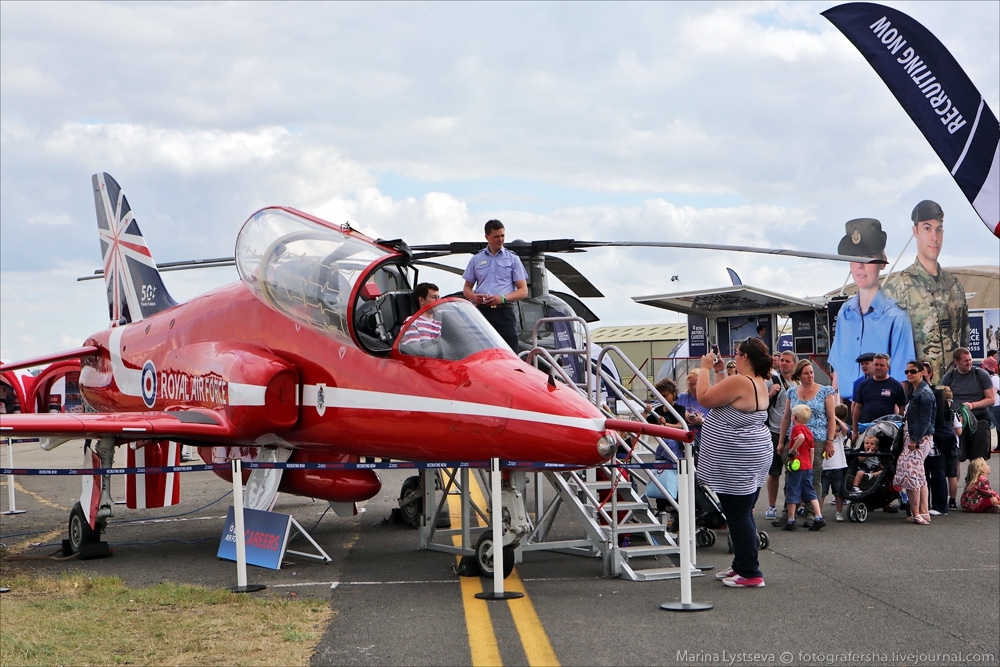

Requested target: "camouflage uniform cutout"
[{"left": 883, "top": 260, "right": 968, "bottom": 383}]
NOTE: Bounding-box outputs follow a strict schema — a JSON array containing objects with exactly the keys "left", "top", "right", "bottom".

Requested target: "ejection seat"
[{"left": 375, "top": 290, "right": 417, "bottom": 344}]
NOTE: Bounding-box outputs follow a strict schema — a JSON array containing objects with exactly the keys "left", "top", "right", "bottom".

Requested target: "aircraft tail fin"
[{"left": 92, "top": 173, "right": 177, "bottom": 326}]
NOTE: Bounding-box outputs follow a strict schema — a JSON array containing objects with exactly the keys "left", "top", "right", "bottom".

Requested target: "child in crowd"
[
  {"left": 960, "top": 458, "right": 1000, "bottom": 513},
  {"left": 784, "top": 404, "right": 826, "bottom": 531},
  {"left": 852, "top": 435, "right": 883, "bottom": 493},
  {"left": 821, "top": 404, "right": 850, "bottom": 521}
]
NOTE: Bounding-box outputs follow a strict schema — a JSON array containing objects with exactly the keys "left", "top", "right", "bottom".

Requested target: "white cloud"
[
  {"left": 42, "top": 123, "right": 289, "bottom": 173},
  {"left": 0, "top": 1, "right": 997, "bottom": 361},
  {"left": 26, "top": 212, "right": 73, "bottom": 226}
]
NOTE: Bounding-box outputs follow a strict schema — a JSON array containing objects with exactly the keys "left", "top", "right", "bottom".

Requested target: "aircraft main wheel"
[
  {"left": 854, "top": 503, "right": 869, "bottom": 523},
  {"left": 757, "top": 531, "right": 769, "bottom": 550},
  {"left": 68, "top": 502, "right": 97, "bottom": 554},
  {"left": 475, "top": 531, "right": 515, "bottom": 579},
  {"left": 398, "top": 476, "right": 422, "bottom": 527}
]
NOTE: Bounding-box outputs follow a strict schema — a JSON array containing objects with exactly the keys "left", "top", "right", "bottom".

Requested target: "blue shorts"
[
  {"left": 785, "top": 469, "right": 817, "bottom": 505},
  {"left": 821, "top": 468, "right": 846, "bottom": 498}
]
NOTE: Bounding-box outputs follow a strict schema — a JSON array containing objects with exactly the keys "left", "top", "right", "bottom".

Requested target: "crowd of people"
[{"left": 667, "top": 344, "right": 999, "bottom": 590}]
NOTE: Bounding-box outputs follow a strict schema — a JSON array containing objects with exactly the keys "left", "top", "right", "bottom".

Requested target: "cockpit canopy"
[
  {"left": 234, "top": 208, "right": 506, "bottom": 361},
  {"left": 396, "top": 299, "right": 510, "bottom": 361},
  {"left": 236, "top": 207, "right": 395, "bottom": 341}
]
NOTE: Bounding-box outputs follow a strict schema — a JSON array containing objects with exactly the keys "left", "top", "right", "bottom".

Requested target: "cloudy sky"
[{"left": 1, "top": 1, "right": 997, "bottom": 361}]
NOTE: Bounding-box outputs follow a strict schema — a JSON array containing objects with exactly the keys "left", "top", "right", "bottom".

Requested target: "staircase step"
[
  {"left": 598, "top": 501, "right": 648, "bottom": 512},
  {"left": 620, "top": 544, "right": 679, "bottom": 558},
  {"left": 614, "top": 522, "right": 670, "bottom": 535},
  {"left": 629, "top": 566, "right": 705, "bottom": 582}
]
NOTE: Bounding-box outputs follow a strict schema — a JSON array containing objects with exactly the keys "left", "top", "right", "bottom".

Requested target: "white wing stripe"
[{"left": 301, "top": 385, "right": 605, "bottom": 432}]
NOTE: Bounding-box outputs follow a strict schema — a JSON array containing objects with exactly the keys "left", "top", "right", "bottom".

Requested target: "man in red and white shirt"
[{"left": 400, "top": 283, "right": 441, "bottom": 345}]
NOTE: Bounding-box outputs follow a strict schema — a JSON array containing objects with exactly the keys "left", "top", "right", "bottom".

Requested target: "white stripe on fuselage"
[
  {"left": 110, "top": 326, "right": 142, "bottom": 397},
  {"left": 229, "top": 382, "right": 266, "bottom": 406},
  {"left": 301, "top": 385, "right": 605, "bottom": 432}
]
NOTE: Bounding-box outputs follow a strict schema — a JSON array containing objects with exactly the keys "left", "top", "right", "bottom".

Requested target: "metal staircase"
[
  {"left": 518, "top": 316, "right": 703, "bottom": 581},
  {"left": 534, "top": 464, "right": 688, "bottom": 581},
  {"left": 414, "top": 315, "right": 704, "bottom": 582}
]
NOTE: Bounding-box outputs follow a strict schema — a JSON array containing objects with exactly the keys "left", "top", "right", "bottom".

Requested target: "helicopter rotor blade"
[
  {"left": 542, "top": 255, "right": 604, "bottom": 298},
  {"left": 413, "top": 260, "right": 465, "bottom": 276},
  {"left": 77, "top": 257, "right": 236, "bottom": 282},
  {"left": 570, "top": 241, "right": 886, "bottom": 264},
  {"left": 411, "top": 239, "right": 884, "bottom": 264}
]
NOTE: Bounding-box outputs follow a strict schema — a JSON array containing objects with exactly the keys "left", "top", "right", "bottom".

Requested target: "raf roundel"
[{"left": 141, "top": 360, "right": 157, "bottom": 408}]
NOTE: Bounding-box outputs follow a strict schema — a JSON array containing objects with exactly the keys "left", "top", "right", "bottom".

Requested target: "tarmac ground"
[{"left": 1, "top": 435, "right": 998, "bottom": 667}]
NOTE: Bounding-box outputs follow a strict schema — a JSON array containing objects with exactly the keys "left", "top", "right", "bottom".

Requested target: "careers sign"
[{"left": 218, "top": 506, "right": 292, "bottom": 570}]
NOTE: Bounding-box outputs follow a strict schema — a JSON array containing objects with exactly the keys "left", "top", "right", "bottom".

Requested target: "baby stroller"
[
  {"left": 842, "top": 416, "right": 905, "bottom": 522},
  {"left": 694, "top": 479, "right": 770, "bottom": 551}
]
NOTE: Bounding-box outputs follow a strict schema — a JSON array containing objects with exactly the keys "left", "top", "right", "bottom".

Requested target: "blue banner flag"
[{"left": 823, "top": 2, "right": 1000, "bottom": 238}]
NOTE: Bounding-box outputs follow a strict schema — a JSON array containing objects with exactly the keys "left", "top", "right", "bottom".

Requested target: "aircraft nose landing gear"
[
  {"left": 474, "top": 532, "right": 515, "bottom": 578},
  {"left": 471, "top": 482, "right": 531, "bottom": 578}
]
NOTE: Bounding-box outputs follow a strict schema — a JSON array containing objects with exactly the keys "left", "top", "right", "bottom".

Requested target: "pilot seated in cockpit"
[{"left": 399, "top": 283, "right": 441, "bottom": 352}]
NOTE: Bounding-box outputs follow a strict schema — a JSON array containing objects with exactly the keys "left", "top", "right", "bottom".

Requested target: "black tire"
[
  {"left": 757, "top": 531, "right": 769, "bottom": 550},
  {"left": 695, "top": 529, "right": 711, "bottom": 548},
  {"left": 855, "top": 503, "right": 869, "bottom": 523},
  {"left": 847, "top": 505, "right": 857, "bottom": 522},
  {"left": 475, "top": 531, "right": 515, "bottom": 579},
  {"left": 68, "top": 502, "right": 97, "bottom": 554},
  {"left": 398, "top": 476, "right": 422, "bottom": 527}
]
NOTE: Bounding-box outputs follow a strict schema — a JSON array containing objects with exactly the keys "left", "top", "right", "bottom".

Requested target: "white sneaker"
[
  {"left": 764, "top": 506, "right": 777, "bottom": 519},
  {"left": 828, "top": 498, "right": 836, "bottom": 505},
  {"left": 715, "top": 567, "right": 736, "bottom": 579},
  {"left": 835, "top": 512, "right": 845, "bottom": 522},
  {"left": 928, "top": 509, "right": 942, "bottom": 516}
]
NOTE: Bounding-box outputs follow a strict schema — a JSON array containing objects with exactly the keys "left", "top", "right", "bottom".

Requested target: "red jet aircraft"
[{"left": 0, "top": 173, "right": 681, "bottom": 556}]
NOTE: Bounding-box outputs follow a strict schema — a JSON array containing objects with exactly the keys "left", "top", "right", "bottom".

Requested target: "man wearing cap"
[
  {"left": 849, "top": 352, "right": 876, "bottom": 409},
  {"left": 884, "top": 200, "right": 969, "bottom": 383},
  {"left": 463, "top": 219, "right": 529, "bottom": 352},
  {"left": 828, "top": 218, "right": 915, "bottom": 399}
]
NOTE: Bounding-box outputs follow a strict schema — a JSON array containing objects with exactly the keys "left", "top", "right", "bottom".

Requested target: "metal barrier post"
[
  {"left": 661, "top": 458, "right": 712, "bottom": 612},
  {"left": 230, "top": 459, "right": 264, "bottom": 593},
  {"left": 475, "top": 458, "right": 522, "bottom": 601},
  {"left": 2, "top": 438, "right": 26, "bottom": 515}
]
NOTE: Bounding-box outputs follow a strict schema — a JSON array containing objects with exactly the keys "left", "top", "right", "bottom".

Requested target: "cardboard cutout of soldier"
[
  {"left": 828, "top": 218, "right": 916, "bottom": 399},
  {"left": 883, "top": 200, "right": 969, "bottom": 383}
]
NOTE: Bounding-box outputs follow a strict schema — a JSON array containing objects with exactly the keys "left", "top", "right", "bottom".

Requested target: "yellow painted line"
[
  {"left": 13, "top": 480, "right": 67, "bottom": 510},
  {"left": 468, "top": 473, "right": 560, "bottom": 667},
  {"left": 448, "top": 487, "right": 502, "bottom": 666},
  {"left": 503, "top": 571, "right": 560, "bottom": 667}
]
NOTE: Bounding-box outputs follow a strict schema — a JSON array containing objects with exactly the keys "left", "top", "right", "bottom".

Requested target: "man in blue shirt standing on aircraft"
[{"left": 463, "top": 219, "right": 529, "bottom": 352}]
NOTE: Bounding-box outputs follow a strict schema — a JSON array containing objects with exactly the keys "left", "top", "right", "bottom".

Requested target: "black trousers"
[
  {"left": 478, "top": 305, "right": 519, "bottom": 352},
  {"left": 958, "top": 418, "right": 992, "bottom": 461},
  {"left": 924, "top": 454, "right": 948, "bottom": 514},
  {"left": 717, "top": 490, "right": 762, "bottom": 579}
]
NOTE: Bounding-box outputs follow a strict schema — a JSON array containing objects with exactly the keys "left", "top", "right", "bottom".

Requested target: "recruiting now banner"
[{"left": 824, "top": 2, "right": 1000, "bottom": 237}]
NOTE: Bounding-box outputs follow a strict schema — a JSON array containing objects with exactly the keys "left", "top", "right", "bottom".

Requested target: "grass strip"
[{"left": 0, "top": 572, "right": 332, "bottom": 666}]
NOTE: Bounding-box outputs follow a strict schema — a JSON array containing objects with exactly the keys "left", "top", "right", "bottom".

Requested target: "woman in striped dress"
[{"left": 696, "top": 337, "right": 773, "bottom": 588}]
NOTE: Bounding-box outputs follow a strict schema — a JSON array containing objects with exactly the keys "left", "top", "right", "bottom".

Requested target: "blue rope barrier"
[{"left": 2, "top": 459, "right": 672, "bottom": 476}]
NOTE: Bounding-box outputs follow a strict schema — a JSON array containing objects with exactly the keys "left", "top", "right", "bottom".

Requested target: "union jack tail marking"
[{"left": 93, "top": 172, "right": 177, "bottom": 326}]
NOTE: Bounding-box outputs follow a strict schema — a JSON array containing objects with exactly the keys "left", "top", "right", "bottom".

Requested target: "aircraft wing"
[
  {"left": 0, "top": 347, "right": 100, "bottom": 372},
  {"left": 0, "top": 409, "right": 235, "bottom": 448}
]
